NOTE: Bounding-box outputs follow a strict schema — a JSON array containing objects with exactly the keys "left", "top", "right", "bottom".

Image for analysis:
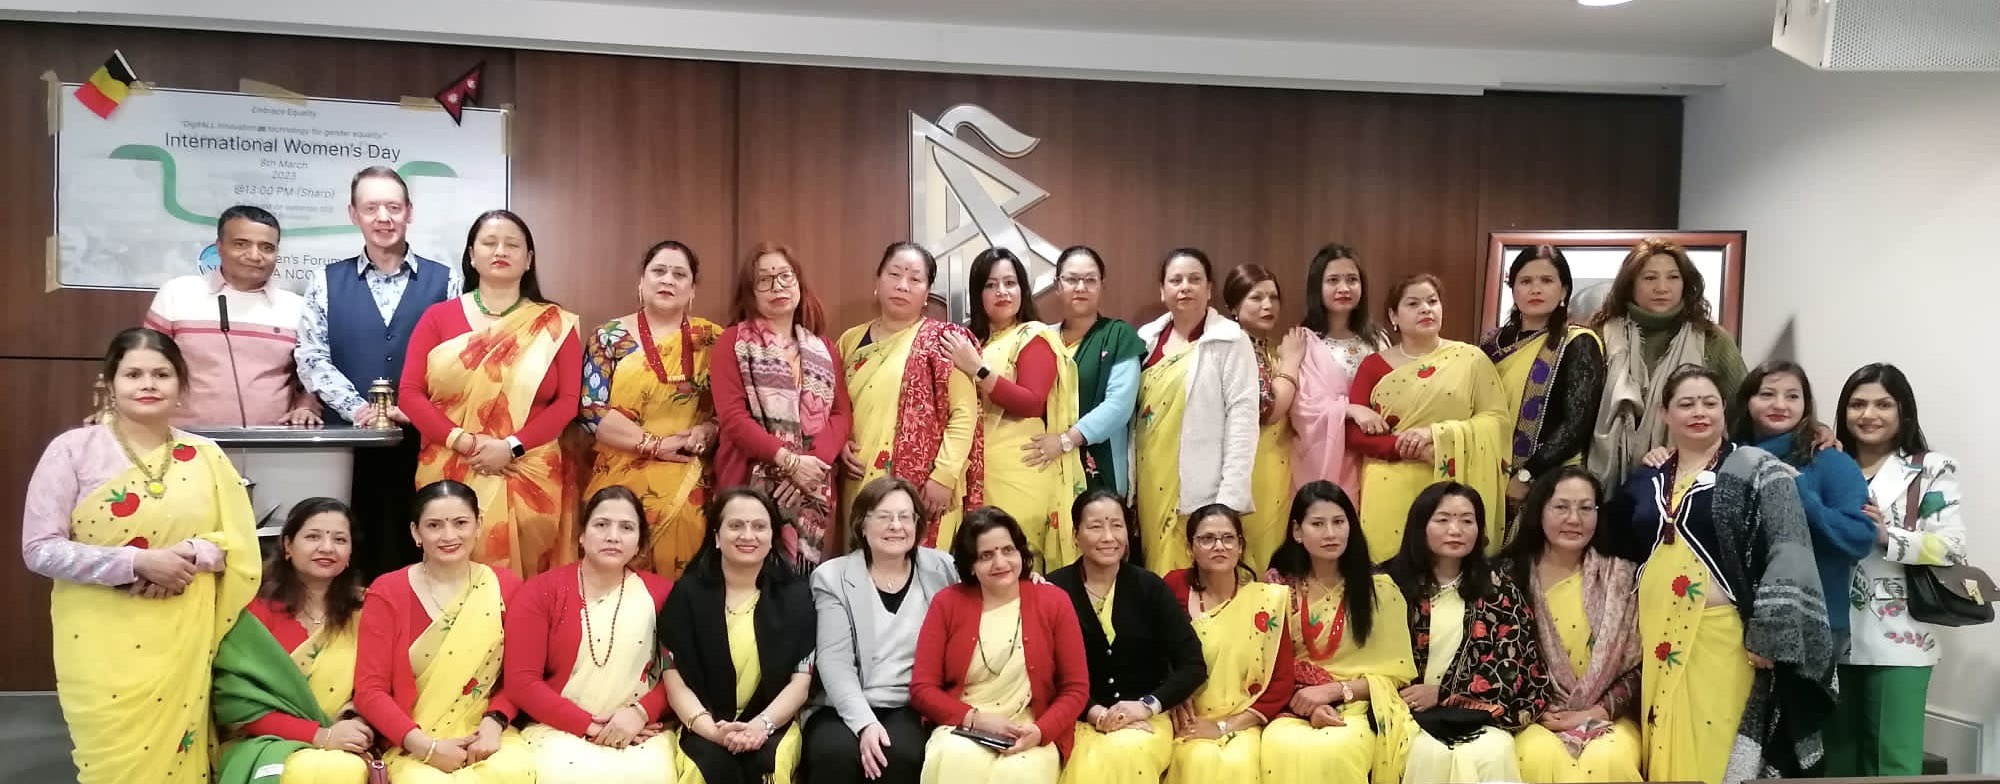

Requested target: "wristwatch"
[
  {"left": 975, "top": 365, "right": 992, "bottom": 381},
  {"left": 507, "top": 436, "right": 526, "bottom": 458},
  {"left": 1139, "top": 694, "right": 1163, "bottom": 716},
  {"left": 1059, "top": 434, "right": 1076, "bottom": 453},
  {"left": 1513, "top": 468, "right": 1533, "bottom": 483}
]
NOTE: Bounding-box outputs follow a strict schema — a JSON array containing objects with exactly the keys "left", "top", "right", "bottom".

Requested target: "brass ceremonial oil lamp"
[{"left": 367, "top": 378, "right": 396, "bottom": 429}]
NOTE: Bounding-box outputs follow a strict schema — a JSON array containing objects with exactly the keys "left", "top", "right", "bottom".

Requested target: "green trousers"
[{"left": 1821, "top": 664, "right": 1932, "bottom": 776}]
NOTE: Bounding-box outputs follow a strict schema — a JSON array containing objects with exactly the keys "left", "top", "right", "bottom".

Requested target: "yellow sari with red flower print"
[
  {"left": 1167, "top": 582, "right": 1290, "bottom": 784},
  {"left": 582, "top": 316, "right": 718, "bottom": 578},
  {"left": 1357, "top": 341, "right": 1508, "bottom": 563},
  {"left": 54, "top": 436, "right": 260, "bottom": 784},
  {"left": 416, "top": 303, "right": 581, "bottom": 579},
  {"left": 1640, "top": 532, "right": 1754, "bottom": 784},
  {"left": 979, "top": 322, "right": 1084, "bottom": 572},
  {"left": 382, "top": 563, "right": 534, "bottom": 782}
]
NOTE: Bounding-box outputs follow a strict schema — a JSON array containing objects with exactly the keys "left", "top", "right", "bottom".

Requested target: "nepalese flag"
[
  {"left": 434, "top": 62, "right": 485, "bottom": 125},
  {"left": 74, "top": 50, "right": 140, "bottom": 119}
]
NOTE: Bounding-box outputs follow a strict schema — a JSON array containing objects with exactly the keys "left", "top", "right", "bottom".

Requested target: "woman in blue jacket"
[{"left": 1731, "top": 360, "right": 1876, "bottom": 650}]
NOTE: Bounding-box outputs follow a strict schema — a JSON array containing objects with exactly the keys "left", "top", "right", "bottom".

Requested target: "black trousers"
[
  {"left": 350, "top": 429, "right": 422, "bottom": 581},
  {"left": 802, "top": 705, "right": 927, "bottom": 784}
]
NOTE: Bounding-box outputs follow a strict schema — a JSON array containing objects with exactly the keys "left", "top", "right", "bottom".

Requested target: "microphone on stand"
[{"left": 218, "top": 294, "right": 249, "bottom": 428}]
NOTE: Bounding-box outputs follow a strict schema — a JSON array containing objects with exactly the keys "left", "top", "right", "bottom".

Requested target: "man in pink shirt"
[{"left": 142, "top": 205, "right": 321, "bottom": 427}]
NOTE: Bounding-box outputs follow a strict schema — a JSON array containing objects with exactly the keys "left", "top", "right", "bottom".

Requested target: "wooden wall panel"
[
  {"left": 0, "top": 359, "right": 102, "bottom": 690},
  {"left": 510, "top": 52, "right": 738, "bottom": 329},
  {"left": 734, "top": 68, "right": 1672, "bottom": 340},
  {"left": 0, "top": 22, "right": 515, "bottom": 360}
]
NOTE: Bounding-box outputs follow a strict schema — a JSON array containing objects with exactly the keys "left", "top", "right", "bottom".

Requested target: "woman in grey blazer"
[{"left": 806, "top": 476, "right": 959, "bottom": 784}]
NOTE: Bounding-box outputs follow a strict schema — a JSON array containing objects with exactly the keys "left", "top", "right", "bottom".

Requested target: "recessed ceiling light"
[{"left": 1578, "top": 0, "right": 1637, "bottom": 6}]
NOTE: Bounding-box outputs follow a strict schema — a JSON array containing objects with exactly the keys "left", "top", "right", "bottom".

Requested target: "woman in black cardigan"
[
  {"left": 1046, "top": 488, "right": 1208, "bottom": 783},
  {"left": 661, "top": 487, "right": 817, "bottom": 784}
]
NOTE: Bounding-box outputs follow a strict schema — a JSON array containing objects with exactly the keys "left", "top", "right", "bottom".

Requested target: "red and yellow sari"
[
  {"left": 582, "top": 315, "right": 719, "bottom": 577},
  {"left": 837, "top": 318, "right": 985, "bottom": 547},
  {"left": 416, "top": 303, "right": 582, "bottom": 578}
]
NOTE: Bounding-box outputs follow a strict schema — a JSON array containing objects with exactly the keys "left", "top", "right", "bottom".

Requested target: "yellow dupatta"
[
  {"left": 417, "top": 302, "right": 582, "bottom": 578},
  {"left": 1295, "top": 575, "right": 1420, "bottom": 784},
  {"left": 294, "top": 617, "right": 362, "bottom": 718},
  {"left": 1136, "top": 349, "right": 1195, "bottom": 574},
  {"left": 584, "top": 316, "right": 718, "bottom": 576},
  {"left": 836, "top": 321, "right": 918, "bottom": 522},
  {"left": 382, "top": 563, "right": 510, "bottom": 777},
  {"left": 1358, "top": 341, "right": 1509, "bottom": 560},
  {"left": 982, "top": 322, "right": 1085, "bottom": 570},
  {"left": 1188, "top": 582, "right": 1291, "bottom": 721},
  {"left": 53, "top": 436, "right": 259, "bottom": 784}
]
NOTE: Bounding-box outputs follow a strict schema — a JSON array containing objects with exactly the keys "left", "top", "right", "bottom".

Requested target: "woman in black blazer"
[
  {"left": 1046, "top": 489, "right": 1208, "bottom": 783},
  {"left": 660, "top": 487, "right": 817, "bottom": 784}
]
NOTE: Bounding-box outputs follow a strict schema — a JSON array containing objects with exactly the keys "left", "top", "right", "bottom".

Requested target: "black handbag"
[{"left": 1900, "top": 453, "right": 1996, "bottom": 627}]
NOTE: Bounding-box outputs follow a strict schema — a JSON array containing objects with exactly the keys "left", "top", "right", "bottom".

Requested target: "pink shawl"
[
  {"left": 1528, "top": 550, "right": 1641, "bottom": 754},
  {"left": 1289, "top": 338, "right": 1356, "bottom": 498}
]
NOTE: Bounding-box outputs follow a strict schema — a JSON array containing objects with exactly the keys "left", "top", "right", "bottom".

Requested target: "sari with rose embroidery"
[
  {"left": 34, "top": 432, "right": 260, "bottom": 784},
  {"left": 1261, "top": 573, "right": 1418, "bottom": 784},
  {"left": 1347, "top": 342, "right": 1509, "bottom": 563},
  {"left": 1163, "top": 575, "right": 1293, "bottom": 784},
  {"left": 415, "top": 302, "right": 583, "bottom": 578}
]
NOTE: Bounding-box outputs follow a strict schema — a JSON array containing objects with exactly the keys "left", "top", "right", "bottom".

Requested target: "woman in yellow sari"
[
  {"left": 22, "top": 328, "right": 260, "bottom": 784},
  {"left": 403, "top": 210, "right": 584, "bottom": 578},
  {"left": 944, "top": 248, "right": 1084, "bottom": 571},
  {"left": 1134, "top": 250, "right": 1261, "bottom": 574},
  {"left": 661, "top": 487, "right": 816, "bottom": 784},
  {"left": 1345, "top": 274, "right": 1508, "bottom": 562},
  {"left": 838, "top": 241, "right": 984, "bottom": 549},
  {"left": 1162, "top": 505, "right": 1293, "bottom": 784},
  {"left": 1611, "top": 366, "right": 1835, "bottom": 784},
  {"left": 355, "top": 480, "right": 534, "bottom": 782},
  {"left": 1260, "top": 482, "right": 1418, "bottom": 784},
  {"left": 1219, "top": 264, "right": 1309, "bottom": 571},
  {"left": 582, "top": 239, "right": 721, "bottom": 577},
  {"left": 1478, "top": 246, "right": 1604, "bottom": 518},
  {"left": 215, "top": 498, "right": 374, "bottom": 784},
  {"left": 1499, "top": 468, "right": 1643, "bottom": 783}
]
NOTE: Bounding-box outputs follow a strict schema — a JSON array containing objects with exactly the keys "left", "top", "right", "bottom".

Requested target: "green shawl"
[
  {"left": 1071, "top": 316, "right": 1145, "bottom": 494},
  {"left": 212, "top": 610, "right": 333, "bottom": 784}
]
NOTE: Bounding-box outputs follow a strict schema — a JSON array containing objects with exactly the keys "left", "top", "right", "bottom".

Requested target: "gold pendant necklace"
[{"left": 112, "top": 425, "right": 174, "bottom": 498}]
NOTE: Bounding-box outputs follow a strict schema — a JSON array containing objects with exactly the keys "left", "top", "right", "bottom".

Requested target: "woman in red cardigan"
[
  {"left": 506, "top": 486, "right": 676, "bottom": 782},
  {"left": 910, "top": 507, "right": 1090, "bottom": 784},
  {"left": 354, "top": 480, "right": 532, "bottom": 781},
  {"left": 401, "top": 210, "right": 584, "bottom": 578},
  {"left": 710, "top": 242, "right": 853, "bottom": 569}
]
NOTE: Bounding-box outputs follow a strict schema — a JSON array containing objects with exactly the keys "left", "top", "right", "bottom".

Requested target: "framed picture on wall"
[{"left": 1481, "top": 230, "right": 1746, "bottom": 336}]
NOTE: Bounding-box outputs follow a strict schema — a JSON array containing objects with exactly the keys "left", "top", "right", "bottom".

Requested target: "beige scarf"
[{"left": 1588, "top": 317, "right": 1705, "bottom": 490}]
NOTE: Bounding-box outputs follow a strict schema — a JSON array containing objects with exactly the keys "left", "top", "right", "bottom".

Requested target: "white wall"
[{"left": 1683, "top": 47, "right": 2000, "bottom": 769}]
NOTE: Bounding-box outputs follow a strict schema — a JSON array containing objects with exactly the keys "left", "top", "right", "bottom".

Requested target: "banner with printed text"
[{"left": 56, "top": 85, "right": 508, "bottom": 292}]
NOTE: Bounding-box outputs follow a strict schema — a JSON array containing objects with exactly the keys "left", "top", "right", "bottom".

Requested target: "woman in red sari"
[
  {"left": 401, "top": 210, "right": 584, "bottom": 578},
  {"left": 836, "top": 241, "right": 984, "bottom": 548},
  {"left": 712, "top": 242, "right": 853, "bottom": 568}
]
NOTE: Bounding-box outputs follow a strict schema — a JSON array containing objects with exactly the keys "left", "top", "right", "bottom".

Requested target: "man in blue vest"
[{"left": 294, "top": 166, "right": 460, "bottom": 578}]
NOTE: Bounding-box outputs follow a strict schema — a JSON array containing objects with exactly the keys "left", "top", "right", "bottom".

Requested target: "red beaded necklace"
[
  {"left": 579, "top": 568, "right": 629, "bottom": 668},
  {"left": 635, "top": 312, "right": 697, "bottom": 394}
]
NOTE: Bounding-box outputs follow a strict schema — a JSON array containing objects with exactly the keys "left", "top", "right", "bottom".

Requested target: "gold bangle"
[
  {"left": 421, "top": 740, "right": 436, "bottom": 763},
  {"left": 1275, "top": 372, "right": 1299, "bottom": 387}
]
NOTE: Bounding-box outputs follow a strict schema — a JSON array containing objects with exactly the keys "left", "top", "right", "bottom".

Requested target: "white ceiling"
[{"left": 590, "top": 0, "right": 1773, "bottom": 57}]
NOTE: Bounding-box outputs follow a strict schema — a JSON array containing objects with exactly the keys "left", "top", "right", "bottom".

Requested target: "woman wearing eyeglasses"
[
  {"left": 1500, "top": 468, "right": 1642, "bottom": 783},
  {"left": 1028, "top": 247, "right": 1146, "bottom": 498},
  {"left": 712, "top": 243, "right": 854, "bottom": 569},
  {"left": 1161, "top": 504, "right": 1293, "bottom": 784},
  {"left": 944, "top": 248, "right": 1085, "bottom": 571},
  {"left": 806, "top": 477, "right": 961, "bottom": 784}
]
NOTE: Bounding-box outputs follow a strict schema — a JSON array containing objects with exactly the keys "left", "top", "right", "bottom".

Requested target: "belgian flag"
[{"left": 74, "top": 51, "right": 139, "bottom": 119}]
